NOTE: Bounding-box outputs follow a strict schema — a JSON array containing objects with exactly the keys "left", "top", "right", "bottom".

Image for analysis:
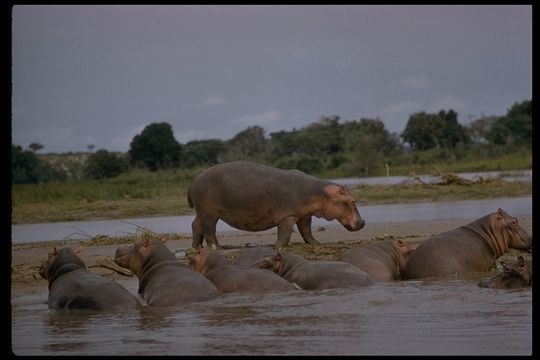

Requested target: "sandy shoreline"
[{"left": 11, "top": 216, "right": 533, "bottom": 302}]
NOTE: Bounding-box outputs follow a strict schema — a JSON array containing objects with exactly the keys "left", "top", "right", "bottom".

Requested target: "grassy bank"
[{"left": 12, "top": 175, "right": 532, "bottom": 224}]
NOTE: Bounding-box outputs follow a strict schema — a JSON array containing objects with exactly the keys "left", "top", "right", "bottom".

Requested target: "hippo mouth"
[{"left": 344, "top": 219, "right": 365, "bottom": 231}]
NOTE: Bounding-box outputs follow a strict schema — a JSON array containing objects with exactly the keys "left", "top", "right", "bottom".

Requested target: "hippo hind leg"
[
  {"left": 297, "top": 216, "right": 320, "bottom": 246},
  {"left": 191, "top": 214, "right": 204, "bottom": 249},
  {"left": 200, "top": 215, "right": 220, "bottom": 249}
]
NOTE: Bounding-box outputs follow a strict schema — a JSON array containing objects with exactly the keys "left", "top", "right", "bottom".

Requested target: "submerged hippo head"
[
  {"left": 393, "top": 239, "right": 415, "bottom": 272},
  {"left": 479, "top": 256, "right": 532, "bottom": 289},
  {"left": 114, "top": 237, "right": 173, "bottom": 278},
  {"left": 256, "top": 252, "right": 283, "bottom": 274},
  {"left": 321, "top": 184, "right": 365, "bottom": 231},
  {"left": 187, "top": 247, "right": 226, "bottom": 276},
  {"left": 39, "top": 246, "right": 85, "bottom": 283},
  {"left": 493, "top": 208, "right": 532, "bottom": 251}
]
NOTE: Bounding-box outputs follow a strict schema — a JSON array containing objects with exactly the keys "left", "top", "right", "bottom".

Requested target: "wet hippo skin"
[{"left": 402, "top": 208, "right": 532, "bottom": 279}]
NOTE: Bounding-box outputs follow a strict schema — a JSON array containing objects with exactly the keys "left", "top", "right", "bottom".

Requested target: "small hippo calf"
[
  {"left": 188, "top": 247, "right": 296, "bottom": 294},
  {"left": 338, "top": 239, "right": 414, "bottom": 281},
  {"left": 257, "top": 251, "right": 374, "bottom": 290},
  {"left": 479, "top": 256, "right": 532, "bottom": 289},
  {"left": 188, "top": 161, "right": 365, "bottom": 249},
  {"left": 39, "top": 246, "right": 140, "bottom": 310},
  {"left": 402, "top": 208, "right": 532, "bottom": 280},
  {"left": 114, "top": 238, "right": 220, "bottom": 307}
]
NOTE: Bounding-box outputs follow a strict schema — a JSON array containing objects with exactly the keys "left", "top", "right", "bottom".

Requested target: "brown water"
[{"left": 11, "top": 278, "right": 532, "bottom": 356}]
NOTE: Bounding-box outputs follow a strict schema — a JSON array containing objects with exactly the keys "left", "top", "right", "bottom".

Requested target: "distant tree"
[
  {"left": 467, "top": 116, "right": 497, "bottom": 144},
  {"left": 181, "top": 139, "right": 227, "bottom": 168},
  {"left": 28, "top": 142, "right": 44, "bottom": 153},
  {"left": 87, "top": 144, "right": 95, "bottom": 152},
  {"left": 83, "top": 149, "right": 129, "bottom": 179},
  {"left": 401, "top": 112, "right": 444, "bottom": 150},
  {"left": 438, "top": 110, "right": 469, "bottom": 147},
  {"left": 485, "top": 100, "right": 532, "bottom": 146},
  {"left": 12, "top": 144, "right": 66, "bottom": 184},
  {"left": 227, "top": 125, "right": 267, "bottom": 159},
  {"left": 128, "top": 122, "right": 182, "bottom": 171}
]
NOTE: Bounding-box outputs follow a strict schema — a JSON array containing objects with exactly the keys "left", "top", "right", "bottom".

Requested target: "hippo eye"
[{"left": 511, "top": 219, "right": 518, "bottom": 226}]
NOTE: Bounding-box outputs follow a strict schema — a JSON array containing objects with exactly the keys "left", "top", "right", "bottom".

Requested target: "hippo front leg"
[
  {"left": 296, "top": 216, "right": 320, "bottom": 245},
  {"left": 275, "top": 217, "right": 297, "bottom": 250}
]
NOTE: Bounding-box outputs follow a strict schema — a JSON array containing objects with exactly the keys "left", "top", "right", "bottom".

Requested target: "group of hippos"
[{"left": 38, "top": 161, "right": 532, "bottom": 311}]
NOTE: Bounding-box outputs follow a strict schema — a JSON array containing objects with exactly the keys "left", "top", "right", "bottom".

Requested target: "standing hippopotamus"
[
  {"left": 479, "top": 256, "right": 532, "bottom": 289},
  {"left": 401, "top": 208, "right": 532, "bottom": 280},
  {"left": 39, "top": 246, "right": 140, "bottom": 310},
  {"left": 114, "top": 238, "right": 220, "bottom": 306},
  {"left": 338, "top": 239, "right": 414, "bottom": 281},
  {"left": 257, "top": 251, "right": 374, "bottom": 290},
  {"left": 188, "top": 247, "right": 296, "bottom": 294},
  {"left": 188, "top": 161, "right": 365, "bottom": 249}
]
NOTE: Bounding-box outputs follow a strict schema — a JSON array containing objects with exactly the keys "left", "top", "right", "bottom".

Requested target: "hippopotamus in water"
[
  {"left": 257, "top": 251, "right": 374, "bottom": 290},
  {"left": 39, "top": 246, "right": 140, "bottom": 310},
  {"left": 479, "top": 256, "right": 532, "bottom": 289},
  {"left": 402, "top": 208, "right": 532, "bottom": 280},
  {"left": 338, "top": 239, "right": 414, "bottom": 281},
  {"left": 114, "top": 238, "right": 220, "bottom": 306},
  {"left": 230, "top": 246, "right": 278, "bottom": 268},
  {"left": 188, "top": 161, "right": 365, "bottom": 249},
  {"left": 188, "top": 247, "right": 296, "bottom": 294}
]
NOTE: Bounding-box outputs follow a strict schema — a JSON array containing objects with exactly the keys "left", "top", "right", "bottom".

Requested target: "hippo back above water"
[
  {"left": 188, "top": 248, "right": 296, "bottom": 294},
  {"left": 114, "top": 238, "right": 220, "bottom": 307},
  {"left": 188, "top": 161, "right": 365, "bottom": 249},
  {"left": 402, "top": 208, "right": 532, "bottom": 280},
  {"left": 39, "top": 247, "right": 140, "bottom": 310},
  {"left": 338, "top": 239, "right": 414, "bottom": 281},
  {"left": 257, "top": 251, "right": 374, "bottom": 290}
]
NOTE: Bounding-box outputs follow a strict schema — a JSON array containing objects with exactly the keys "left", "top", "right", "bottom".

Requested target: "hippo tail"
[{"left": 187, "top": 186, "right": 194, "bottom": 208}]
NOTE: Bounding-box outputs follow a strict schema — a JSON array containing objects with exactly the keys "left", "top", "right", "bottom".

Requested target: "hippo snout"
[
  {"left": 113, "top": 246, "right": 132, "bottom": 267},
  {"left": 345, "top": 218, "right": 365, "bottom": 231}
]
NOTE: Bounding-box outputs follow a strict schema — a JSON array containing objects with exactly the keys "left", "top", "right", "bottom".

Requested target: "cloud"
[
  {"left": 110, "top": 123, "right": 148, "bottom": 151},
  {"left": 174, "top": 128, "right": 222, "bottom": 144},
  {"left": 400, "top": 75, "right": 431, "bottom": 89},
  {"left": 380, "top": 101, "right": 421, "bottom": 115},
  {"left": 230, "top": 109, "right": 280, "bottom": 128},
  {"left": 199, "top": 95, "right": 227, "bottom": 107}
]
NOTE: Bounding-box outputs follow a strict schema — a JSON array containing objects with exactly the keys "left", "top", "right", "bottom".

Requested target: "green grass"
[{"left": 12, "top": 172, "right": 532, "bottom": 224}]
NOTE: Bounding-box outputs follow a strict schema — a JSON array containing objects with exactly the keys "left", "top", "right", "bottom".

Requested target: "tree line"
[{"left": 12, "top": 99, "right": 531, "bottom": 184}]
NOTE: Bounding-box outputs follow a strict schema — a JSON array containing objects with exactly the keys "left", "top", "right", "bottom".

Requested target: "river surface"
[
  {"left": 11, "top": 196, "right": 532, "bottom": 244},
  {"left": 10, "top": 171, "right": 533, "bottom": 355},
  {"left": 11, "top": 278, "right": 532, "bottom": 356}
]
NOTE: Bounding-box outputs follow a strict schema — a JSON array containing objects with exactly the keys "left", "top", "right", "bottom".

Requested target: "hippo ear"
[
  {"left": 339, "top": 185, "right": 346, "bottom": 195},
  {"left": 496, "top": 208, "right": 505, "bottom": 219},
  {"left": 518, "top": 256, "right": 525, "bottom": 267},
  {"left": 397, "top": 239, "right": 406, "bottom": 247},
  {"left": 52, "top": 247, "right": 58, "bottom": 256},
  {"left": 158, "top": 234, "right": 168, "bottom": 244}
]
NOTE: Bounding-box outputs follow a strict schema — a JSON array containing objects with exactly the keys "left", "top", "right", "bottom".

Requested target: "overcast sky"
[{"left": 11, "top": 5, "right": 532, "bottom": 153}]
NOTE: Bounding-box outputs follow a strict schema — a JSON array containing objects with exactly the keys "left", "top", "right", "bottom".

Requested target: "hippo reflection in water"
[
  {"left": 39, "top": 246, "right": 140, "bottom": 310},
  {"left": 188, "top": 161, "right": 365, "bottom": 249},
  {"left": 479, "top": 256, "right": 532, "bottom": 289},
  {"left": 402, "top": 208, "right": 532, "bottom": 279}
]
